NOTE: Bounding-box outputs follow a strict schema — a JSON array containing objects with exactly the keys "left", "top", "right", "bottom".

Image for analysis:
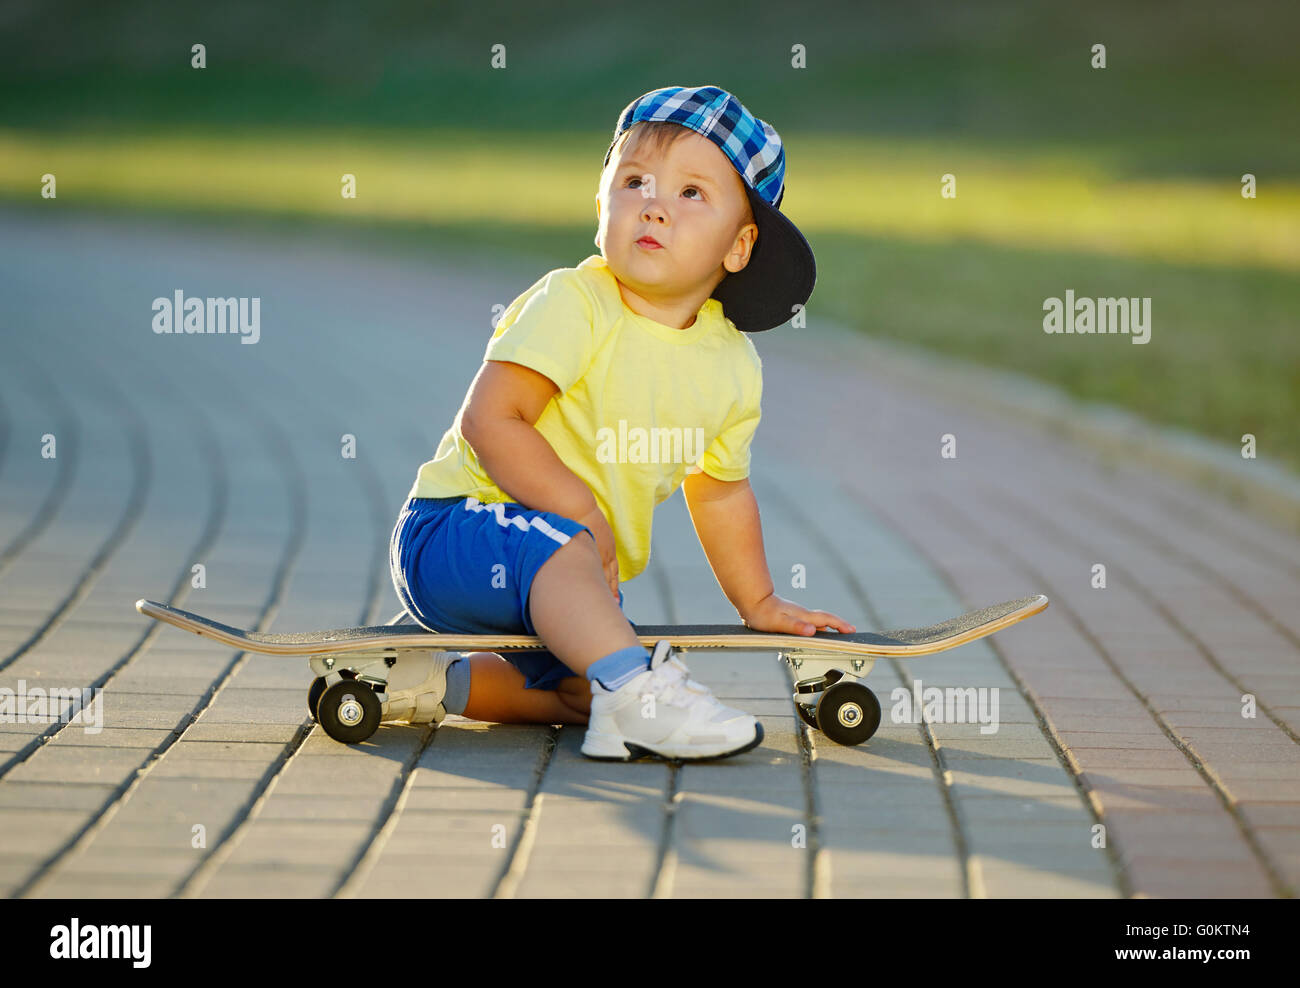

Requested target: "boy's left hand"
[{"left": 741, "top": 593, "right": 856, "bottom": 636}]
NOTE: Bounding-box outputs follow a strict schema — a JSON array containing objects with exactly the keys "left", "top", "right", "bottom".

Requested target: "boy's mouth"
[{"left": 636, "top": 235, "right": 663, "bottom": 249}]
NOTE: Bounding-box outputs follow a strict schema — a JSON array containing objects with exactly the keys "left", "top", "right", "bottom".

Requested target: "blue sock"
[
  {"left": 586, "top": 645, "right": 652, "bottom": 691},
  {"left": 442, "top": 657, "right": 471, "bottom": 715}
]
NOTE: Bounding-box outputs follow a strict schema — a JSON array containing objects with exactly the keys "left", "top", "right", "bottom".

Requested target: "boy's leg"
[
  {"left": 530, "top": 529, "right": 761, "bottom": 761},
  {"left": 459, "top": 652, "right": 589, "bottom": 724},
  {"left": 526, "top": 531, "right": 643, "bottom": 674},
  {"left": 555, "top": 675, "right": 593, "bottom": 716},
  {"left": 392, "top": 497, "right": 638, "bottom": 723}
]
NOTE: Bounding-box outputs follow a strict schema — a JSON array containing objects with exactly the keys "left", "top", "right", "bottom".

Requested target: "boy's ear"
[{"left": 724, "top": 223, "right": 758, "bottom": 274}]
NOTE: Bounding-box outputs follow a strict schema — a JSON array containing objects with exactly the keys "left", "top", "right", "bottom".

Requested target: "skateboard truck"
[
  {"left": 307, "top": 649, "right": 401, "bottom": 743},
  {"left": 778, "top": 648, "right": 883, "bottom": 745}
]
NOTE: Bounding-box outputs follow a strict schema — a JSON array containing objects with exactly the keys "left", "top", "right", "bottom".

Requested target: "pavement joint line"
[
  {"left": 0, "top": 350, "right": 151, "bottom": 677},
  {"left": 918, "top": 483, "right": 1294, "bottom": 899},
  {"left": 836, "top": 478, "right": 1128, "bottom": 898},
  {"left": 17, "top": 381, "right": 310, "bottom": 899},
  {"left": 0, "top": 354, "right": 229, "bottom": 781},
  {"left": 755, "top": 475, "right": 977, "bottom": 899},
  {"left": 1064, "top": 486, "right": 1300, "bottom": 656},
  {"left": 968, "top": 477, "right": 1300, "bottom": 750},
  {"left": 897, "top": 665, "right": 984, "bottom": 899},
  {"left": 491, "top": 727, "right": 559, "bottom": 899},
  {"left": 790, "top": 693, "right": 826, "bottom": 899},
  {"left": 648, "top": 784, "right": 684, "bottom": 900},
  {"left": 0, "top": 349, "right": 78, "bottom": 582},
  {"left": 333, "top": 721, "right": 439, "bottom": 898},
  {"left": 645, "top": 528, "right": 682, "bottom": 901}
]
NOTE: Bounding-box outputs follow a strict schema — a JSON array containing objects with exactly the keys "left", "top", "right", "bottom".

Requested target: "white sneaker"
[
  {"left": 380, "top": 650, "right": 462, "bottom": 726},
  {"left": 581, "top": 641, "right": 763, "bottom": 762}
]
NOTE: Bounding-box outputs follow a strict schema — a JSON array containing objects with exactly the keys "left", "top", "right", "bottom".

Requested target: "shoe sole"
[{"left": 582, "top": 722, "right": 765, "bottom": 763}]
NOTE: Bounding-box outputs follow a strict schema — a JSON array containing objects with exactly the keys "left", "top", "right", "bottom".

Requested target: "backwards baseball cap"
[{"left": 602, "top": 85, "right": 816, "bottom": 334}]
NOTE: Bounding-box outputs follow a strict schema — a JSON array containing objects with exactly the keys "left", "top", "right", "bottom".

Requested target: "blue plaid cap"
[
  {"left": 602, "top": 85, "right": 815, "bottom": 333},
  {"left": 604, "top": 85, "right": 786, "bottom": 209}
]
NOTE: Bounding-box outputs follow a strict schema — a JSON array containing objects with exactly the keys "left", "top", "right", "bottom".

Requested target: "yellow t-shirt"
[{"left": 408, "top": 254, "right": 763, "bottom": 582}]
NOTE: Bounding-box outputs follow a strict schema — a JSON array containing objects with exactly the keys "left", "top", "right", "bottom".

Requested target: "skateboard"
[{"left": 135, "top": 594, "right": 1048, "bottom": 746}]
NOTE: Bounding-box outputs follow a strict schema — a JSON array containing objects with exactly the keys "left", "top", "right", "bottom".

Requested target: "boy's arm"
[
  {"left": 682, "top": 470, "right": 855, "bottom": 636},
  {"left": 460, "top": 359, "right": 620, "bottom": 596},
  {"left": 461, "top": 359, "right": 591, "bottom": 518}
]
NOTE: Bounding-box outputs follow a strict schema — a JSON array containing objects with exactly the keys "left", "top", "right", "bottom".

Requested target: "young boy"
[{"left": 387, "top": 85, "right": 855, "bottom": 762}]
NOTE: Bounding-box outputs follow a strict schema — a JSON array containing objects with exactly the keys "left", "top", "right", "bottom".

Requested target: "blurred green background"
[{"left": 2, "top": 0, "right": 1297, "bottom": 468}]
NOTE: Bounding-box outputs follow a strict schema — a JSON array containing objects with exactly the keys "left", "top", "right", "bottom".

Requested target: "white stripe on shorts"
[{"left": 464, "top": 497, "right": 572, "bottom": 546}]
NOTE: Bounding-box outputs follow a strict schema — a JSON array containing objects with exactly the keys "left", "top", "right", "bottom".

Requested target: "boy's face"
[{"left": 595, "top": 129, "right": 757, "bottom": 311}]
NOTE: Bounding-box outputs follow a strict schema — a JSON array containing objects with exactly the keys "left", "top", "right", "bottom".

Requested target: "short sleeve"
[
  {"left": 697, "top": 359, "right": 762, "bottom": 482},
  {"left": 483, "top": 270, "right": 596, "bottom": 394}
]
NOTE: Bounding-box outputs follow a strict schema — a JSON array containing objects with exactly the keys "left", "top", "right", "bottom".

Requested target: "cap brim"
[{"left": 710, "top": 183, "right": 816, "bottom": 333}]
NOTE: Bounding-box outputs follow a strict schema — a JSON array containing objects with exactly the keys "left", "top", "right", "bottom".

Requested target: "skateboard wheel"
[
  {"left": 815, "top": 682, "right": 881, "bottom": 746},
  {"left": 318, "top": 680, "right": 382, "bottom": 744},
  {"left": 307, "top": 677, "right": 327, "bottom": 721}
]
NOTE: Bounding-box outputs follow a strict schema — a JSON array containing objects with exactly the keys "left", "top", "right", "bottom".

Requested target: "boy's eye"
[{"left": 623, "top": 176, "right": 703, "bottom": 199}]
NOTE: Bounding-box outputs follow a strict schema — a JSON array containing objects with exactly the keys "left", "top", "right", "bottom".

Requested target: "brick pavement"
[{"left": 0, "top": 206, "right": 1295, "bottom": 897}]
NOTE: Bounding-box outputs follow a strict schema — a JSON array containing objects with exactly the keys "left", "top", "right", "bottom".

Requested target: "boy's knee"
[{"left": 548, "top": 528, "right": 600, "bottom": 567}]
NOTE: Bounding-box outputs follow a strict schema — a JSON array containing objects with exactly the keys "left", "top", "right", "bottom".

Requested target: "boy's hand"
[
  {"left": 577, "top": 506, "right": 620, "bottom": 600},
  {"left": 741, "top": 593, "right": 856, "bottom": 636}
]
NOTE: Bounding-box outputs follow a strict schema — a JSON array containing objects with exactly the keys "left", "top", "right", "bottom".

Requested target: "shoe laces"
[{"left": 646, "top": 653, "right": 723, "bottom": 713}]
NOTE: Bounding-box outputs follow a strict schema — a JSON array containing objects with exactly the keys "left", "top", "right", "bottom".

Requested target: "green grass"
[
  {"left": 2, "top": 0, "right": 1296, "bottom": 473},
  {"left": 4, "top": 128, "right": 1295, "bottom": 270}
]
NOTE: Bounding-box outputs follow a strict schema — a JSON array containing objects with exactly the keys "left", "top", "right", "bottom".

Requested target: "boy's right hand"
[{"left": 577, "top": 506, "right": 620, "bottom": 600}]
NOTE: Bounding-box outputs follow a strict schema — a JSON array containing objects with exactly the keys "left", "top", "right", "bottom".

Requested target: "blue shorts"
[{"left": 390, "top": 495, "right": 630, "bottom": 691}]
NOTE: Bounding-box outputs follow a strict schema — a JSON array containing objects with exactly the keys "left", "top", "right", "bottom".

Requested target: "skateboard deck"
[
  {"left": 135, "top": 594, "right": 1048, "bottom": 747},
  {"left": 135, "top": 595, "right": 1047, "bottom": 660}
]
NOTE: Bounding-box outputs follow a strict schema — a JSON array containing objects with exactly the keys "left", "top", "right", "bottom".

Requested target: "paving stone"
[
  {"left": 58, "top": 846, "right": 203, "bottom": 880},
  {"left": 29, "top": 872, "right": 179, "bottom": 899},
  {"left": 940, "top": 741, "right": 1062, "bottom": 760},
  {"left": 220, "top": 833, "right": 370, "bottom": 869},
  {"left": 5, "top": 745, "right": 148, "bottom": 784},
  {"left": 45, "top": 727, "right": 178, "bottom": 748},
  {"left": 515, "top": 866, "right": 654, "bottom": 898},
  {"left": 7, "top": 209, "right": 1300, "bottom": 899},
  {"left": 0, "top": 781, "right": 117, "bottom": 810},
  {"left": 83, "top": 821, "right": 215, "bottom": 851},
  {"left": 0, "top": 809, "right": 90, "bottom": 857},
  {"left": 957, "top": 796, "right": 1095, "bottom": 823},
  {"left": 350, "top": 862, "right": 497, "bottom": 897},
  {"left": 819, "top": 850, "right": 962, "bottom": 893},
  {"left": 253, "top": 794, "right": 387, "bottom": 822},
  {"left": 196, "top": 865, "right": 342, "bottom": 898},
  {"left": 977, "top": 863, "right": 1118, "bottom": 898},
  {"left": 1071, "top": 748, "right": 1196, "bottom": 769},
  {"left": 1238, "top": 802, "right": 1300, "bottom": 828},
  {"left": 399, "top": 786, "right": 530, "bottom": 813},
  {"left": 182, "top": 723, "right": 303, "bottom": 743}
]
